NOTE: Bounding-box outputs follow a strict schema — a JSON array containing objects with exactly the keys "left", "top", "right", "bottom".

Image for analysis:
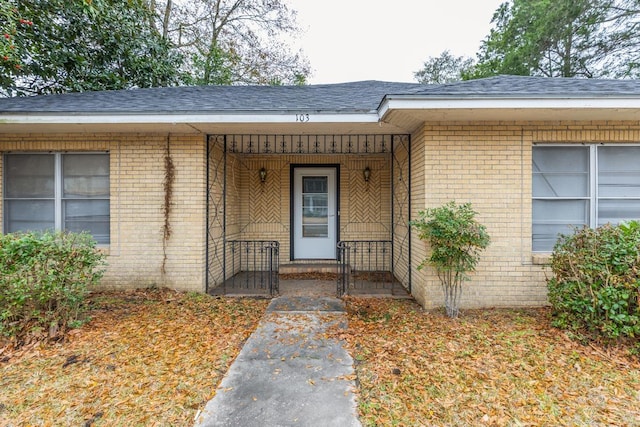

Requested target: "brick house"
[{"left": 1, "top": 75, "right": 639, "bottom": 309}]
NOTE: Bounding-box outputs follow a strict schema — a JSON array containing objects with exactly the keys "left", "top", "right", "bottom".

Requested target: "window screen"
[
  {"left": 532, "top": 146, "right": 589, "bottom": 252},
  {"left": 532, "top": 145, "right": 640, "bottom": 252},
  {"left": 4, "top": 153, "right": 110, "bottom": 244}
]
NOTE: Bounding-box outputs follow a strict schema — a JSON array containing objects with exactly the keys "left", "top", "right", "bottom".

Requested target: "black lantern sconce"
[
  {"left": 363, "top": 166, "right": 371, "bottom": 182},
  {"left": 259, "top": 167, "right": 267, "bottom": 183}
]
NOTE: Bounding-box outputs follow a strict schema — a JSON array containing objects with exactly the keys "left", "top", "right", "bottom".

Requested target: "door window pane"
[
  {"left": 303, "top": 176, "right": 328, "bottom": 193},
  {"left": 302, "top": 177, "right": 328, "bottom": 237}
]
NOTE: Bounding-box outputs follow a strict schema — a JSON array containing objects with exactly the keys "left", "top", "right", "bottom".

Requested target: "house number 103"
[{"left": 296, "top": 113, "right": 310, "bottom": 122}]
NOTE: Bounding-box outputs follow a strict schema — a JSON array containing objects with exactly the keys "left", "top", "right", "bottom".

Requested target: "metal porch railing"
[
  {"left": 225, "top": 240, "right": 279, "bottom": 296},
  {"left": 336, "top": 240, "right": 396, "bottom": 296}
]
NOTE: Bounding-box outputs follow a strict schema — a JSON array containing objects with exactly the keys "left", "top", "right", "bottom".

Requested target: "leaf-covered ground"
[
  {"left": 2, "top": 291, "right": 640, "bottom": 426},
  {"left": 339, "top": 298, "right": 640, "bottom": 427},
  {"left": 0, "top": 289, "right": 268, "bottom": 426}
]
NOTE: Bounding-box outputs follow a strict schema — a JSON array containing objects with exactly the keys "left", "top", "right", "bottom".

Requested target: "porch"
[{"left": 205, "top": 134, "right": 413, "bottom": 298}]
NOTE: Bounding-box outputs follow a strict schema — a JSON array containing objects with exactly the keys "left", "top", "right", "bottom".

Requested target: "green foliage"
[
  {"left": 414, "top": 50, "right": 475, "bottom": 84},
  {"left": 2, "top": 0, "right": 310, "bottom": 94},
  {"left": 547, "top": 221, "right": 640, "bottom": 343},
  {"left": 411, "top": 201, "right": 490, "bottom": 318},
  {"left": 0, "top": 0, "right": 25, "bottom": 88},
  {"left": 466, "top": 0, "right": 640, "bottom": 79},
  {"left": 148, "top": 0, "right": 310, "bottom": 86},
  {"left": 3, "top": 0, "right": 184, "bottom": 96},
  {"left": 0, "top": 231, "right": 106, "bottom": 341}
]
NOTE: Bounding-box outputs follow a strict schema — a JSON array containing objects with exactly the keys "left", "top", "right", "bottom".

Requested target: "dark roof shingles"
[
  {"left": 1, "top": 76, "right": 639, "bottom": 114},
  {"left": 0, "top": 81, "right": 422, "bottom": 114},
  {"left": 410, "top": 75, "right": 640, "bottom": 97}
]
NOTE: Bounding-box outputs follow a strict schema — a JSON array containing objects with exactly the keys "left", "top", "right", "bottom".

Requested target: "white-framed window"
[
  {"left": 3, "top": 152, "right": 110, "bottom": 244},
  {"left": 532, "top": 144, "right": 640, "bottom": 252}
]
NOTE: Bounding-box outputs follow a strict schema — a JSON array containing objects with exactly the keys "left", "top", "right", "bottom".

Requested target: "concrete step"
[{"left": 279, "top": 263, "right": 341, "bottom": 275}]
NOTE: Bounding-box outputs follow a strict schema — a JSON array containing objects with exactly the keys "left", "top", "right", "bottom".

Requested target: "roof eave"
[
  {"left": 0, "top": 111, "right": 380, "bottom": 126},
  {"left": 378, "top": 95, "right": 640, "bottom": 117}
]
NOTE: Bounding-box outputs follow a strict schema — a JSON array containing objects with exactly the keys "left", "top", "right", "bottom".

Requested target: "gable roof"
[
  {"left": 0, "top": 81, "right": 422, "bottom": 115},
  {"left": 0, "top": 76, "right": 639, "bottom": 134},
  {"left": 405, "top": 75, "right": 640, "bottom": 98},
  {"left": 377, "top": 75, "right": 640, "bottom": 127}
]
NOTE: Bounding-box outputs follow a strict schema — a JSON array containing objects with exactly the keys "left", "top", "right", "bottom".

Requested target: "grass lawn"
[
  {"left": 339, "top": 297, "right": 640, "bottom": 427},
  {"left": 0, "top": 289, "right": 268, "bottom": 426},
  {"left": 1, "top": 291, "right": 639, "bottom": 426}
]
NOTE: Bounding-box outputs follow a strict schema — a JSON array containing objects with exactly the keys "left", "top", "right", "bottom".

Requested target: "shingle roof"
[
  {"left": 0, "top": 81, "right": 422, "bottom": 114},
  {"left": 409, "top": 75, "right": 640, "bottom": 97},
  {"left": 0, "top": 76, "right": 639, "bottom": 116}
]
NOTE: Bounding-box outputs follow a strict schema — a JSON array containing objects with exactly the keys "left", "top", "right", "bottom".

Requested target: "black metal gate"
[{"left": 206, "top": 134, "right": 411, "bottom": 297}]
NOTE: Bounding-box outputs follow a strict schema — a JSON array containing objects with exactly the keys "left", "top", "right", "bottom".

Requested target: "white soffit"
[
  {"left": 0, "top": 111, "right": 378, "bottom": 125},
  {"left": 0, "top": 112, "right": 408, "bottom": 134},
  {"left": 378, "top": 97, "right": 640, "bottom": 123}
]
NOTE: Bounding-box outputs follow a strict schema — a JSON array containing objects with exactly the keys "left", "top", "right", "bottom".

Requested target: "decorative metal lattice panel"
[
  {"left": 226, "top": 134, "right": 394, "bottom": 155},
  {"left": 206, "top": 135, "right": 226, "bottom": 294},
  {"left": 392, "top": 135, "right": 411, "bottom": 292},
  {"left": 206, "top": 133, "right": 412, "bottom": 296}
]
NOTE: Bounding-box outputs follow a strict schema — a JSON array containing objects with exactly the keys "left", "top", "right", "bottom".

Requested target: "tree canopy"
[
  {"left": 1, "top": 0, "right": 310, "bottom": 96},
  {"left": 2, "top": 0, "right": 183, "bottom": 96},
  {"left": 414, "top": 50, "right": 474, "bottom": 84},
  {"left": 413, "top": 0, "right": 640, "bottom": 83},
  {"left": 466, "top": 0, "right": 640, "bottom": 79},
  {"left": 147, "top": 0, "right": 310, "bottom": 86},
  {"left": 1, "top": 1, "right": 28, "bottom": 90}
]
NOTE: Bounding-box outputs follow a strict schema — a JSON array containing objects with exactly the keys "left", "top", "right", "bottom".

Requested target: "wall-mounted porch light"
[
  {"left": 259, "top": 167, "right": 267, "bottom": 183},
  {"left": 363, "top": 166, "right": 371, "bottom": 182}
]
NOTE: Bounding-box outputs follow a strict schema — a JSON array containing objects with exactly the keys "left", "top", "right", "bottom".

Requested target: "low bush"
[
  {"left": 547, "top": 221, "right": 640, "bottom": 343},
  {"left": 0, "top": 231, "right": 106, "bottom": 342},
  {"left": 410, "top": 201, "right": 490, "bottom": 318}
]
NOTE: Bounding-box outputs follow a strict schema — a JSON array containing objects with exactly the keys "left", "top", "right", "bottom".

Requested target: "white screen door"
[{"left": 293, "top": 167, "right": 337, "bottom": 259}]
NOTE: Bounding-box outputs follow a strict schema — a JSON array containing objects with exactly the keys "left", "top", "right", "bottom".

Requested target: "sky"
[{"left": 286, "top": 0, "right": 505, "bottom": 84}]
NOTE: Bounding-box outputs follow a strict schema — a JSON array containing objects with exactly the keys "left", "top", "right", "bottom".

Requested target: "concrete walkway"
[{"left": 194, "top": 296, "right": 361, "bottom": 427}]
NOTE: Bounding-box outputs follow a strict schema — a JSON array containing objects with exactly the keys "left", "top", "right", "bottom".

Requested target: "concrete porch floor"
[
  {"left": 209, "top": 263, "right": 412, "bottom": 298},
  {"left": 212, "top": 277, "right": 412, "bottom": 299}
]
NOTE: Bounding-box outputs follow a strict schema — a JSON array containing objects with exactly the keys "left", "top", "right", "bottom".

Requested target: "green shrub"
[
  {"left": 0, "top": 231, "right": 106, "bottom": 342},
  {"left": 410, "top": 201, "right": 490, "bottom": 318},
  {"left": 547, "top": 221, "right": 640, "bottom": 342}
]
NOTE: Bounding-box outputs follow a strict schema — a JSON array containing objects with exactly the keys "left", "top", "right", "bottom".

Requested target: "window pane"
[
  {"left": 598, "top": 147, "right": 640, "bottom": 198},
  {"left": 598, "top": 199, "right": 640, "bottom": 226},
  {"left": 63, "top": 200, "right": 110, "bottom": 244},
  {"left": 532, "top": 223, "right": 583, "bottom": 252},
  {"left": 303, "top": 176, "right": 327, "bottom": 193},
  {"left": 302, "top": 194, "right": 328, "bottom": 237},
  {"left": 303, "top": 225, "right": 328, "bottom": 238},
  {"left": 4, "top": 200, "right": 55, "bottom": 233},
  {"left": 532, "top": 199, "right": 589, "bottom": 252},
  {"left": 63, "top": 154, "right": 110, "bottom": 198},
  {"left": 533, "top": 173, "right": 589, "bottom": 197},
  {"left": 303, "top": 194, "right": 328, "bottom": 218},
  {"left": 533, "top": 147, "right": 589, "bottom": 197},
  {"left": 4, "top": 154, "right": 54, "bottom": 198},
  {"left": 533, "top": 146, "right": 589, "bottom": 171},
  {"left": 533, "top": 199, "right": 589, "bottom": 224},
  {"left": 301, "top": 176, "right": 328, "bottom": 237}
]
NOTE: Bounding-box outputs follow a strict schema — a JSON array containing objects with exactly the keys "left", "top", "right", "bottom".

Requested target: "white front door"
[{"left": 293, "top": 167, "right": 337, "bottom": 259}]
